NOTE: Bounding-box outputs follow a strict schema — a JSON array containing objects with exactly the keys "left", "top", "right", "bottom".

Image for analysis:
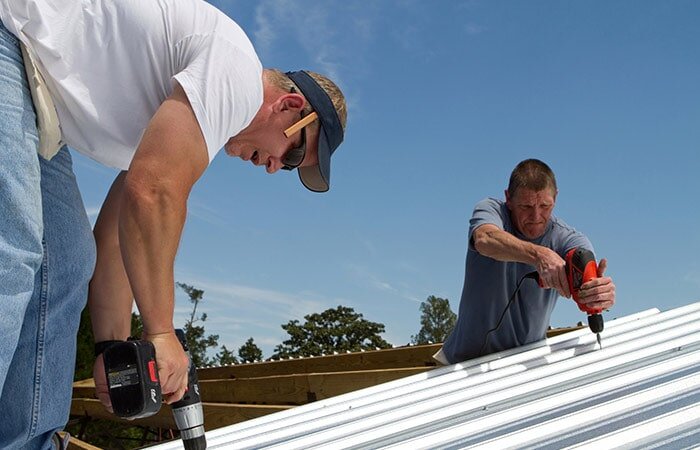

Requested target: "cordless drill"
[
  {"left": 565, "top": 247, "right": 604, "bottom": 349},
  {"left": 103, "top": 329, "right": 207, "bottom": 449}
]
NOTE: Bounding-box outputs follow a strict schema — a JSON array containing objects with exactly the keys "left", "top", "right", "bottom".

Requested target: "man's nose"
[{"left": 266, "top": 160, "right": 281, "bottom": 174}]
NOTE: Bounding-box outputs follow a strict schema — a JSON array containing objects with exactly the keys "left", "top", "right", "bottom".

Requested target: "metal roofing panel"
[{"left": 150, "top": 302, "right": 700, "bottom": 449}]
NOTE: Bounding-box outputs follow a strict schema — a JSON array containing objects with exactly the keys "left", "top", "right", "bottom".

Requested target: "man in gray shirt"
[{"left": 438, "top": 159, "right": 616, "bottom": 363}]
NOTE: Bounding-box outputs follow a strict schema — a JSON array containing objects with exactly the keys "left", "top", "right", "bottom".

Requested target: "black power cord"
[{"left": 478, "top": 271, "right": 539, "bottom": 357}]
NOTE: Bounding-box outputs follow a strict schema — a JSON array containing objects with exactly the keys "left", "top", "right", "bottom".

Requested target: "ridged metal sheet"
[{"left": 151, "top": 302, "right": 700, "bottom": 449}]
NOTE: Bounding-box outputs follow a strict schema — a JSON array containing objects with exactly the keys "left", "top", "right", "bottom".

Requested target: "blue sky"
[{"left": 72, "top": 0, "right": 700, "bottom": 360}]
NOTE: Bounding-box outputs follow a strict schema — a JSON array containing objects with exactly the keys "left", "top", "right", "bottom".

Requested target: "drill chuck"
[
  {"left": 172, "top": 403, "right": 206, "bottom": 450},
  {"left": 173, "top": 329, "right": 207, "bottom": 449},
  {"left": 587, "top": 313, "right": 604, "bottom": 334}
]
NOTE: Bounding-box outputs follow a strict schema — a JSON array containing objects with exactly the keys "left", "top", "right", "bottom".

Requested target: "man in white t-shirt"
[{"left": 0, "top": 1, "right": 347, "bottom": 447}]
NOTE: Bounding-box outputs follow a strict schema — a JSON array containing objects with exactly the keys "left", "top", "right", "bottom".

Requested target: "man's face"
[
  {"left": 505, "top": 187, "right": 557, "bottom": 239},
  {"left": 224, "top": 89, "right": 319, "bottom": 173},
  {"left": 224, "top": 119, "right": 319, "bottom": 174}
]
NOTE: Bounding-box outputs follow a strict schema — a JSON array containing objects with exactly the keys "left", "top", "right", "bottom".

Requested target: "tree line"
[{"left": 74, "top": 284, "right": 457, "bottom": 380}]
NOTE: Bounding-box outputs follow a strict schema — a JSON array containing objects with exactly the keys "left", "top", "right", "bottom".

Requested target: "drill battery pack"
[{"left": 104, "top": 339, "right": 162, "bottom": 419}]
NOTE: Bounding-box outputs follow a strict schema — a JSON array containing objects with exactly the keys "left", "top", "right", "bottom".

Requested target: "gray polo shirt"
[{"left": 441, "top": 197, "right": 592, "bottom": 363}]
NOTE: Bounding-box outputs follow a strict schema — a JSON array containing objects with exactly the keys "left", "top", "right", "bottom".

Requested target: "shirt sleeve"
[
  {"left": 468, "top": 197, "right": 505, "bottom": 252},
  {"left": 172, "top": 35, "right": 263, "bottom": 164}
]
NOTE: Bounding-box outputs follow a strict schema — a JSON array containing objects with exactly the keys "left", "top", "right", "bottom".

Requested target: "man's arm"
[
  {"left": 472, "top": 223, "right": 571, "bottom": 297},
  {"left": 90, "top": 82, "right": 208, "bottom": 404},
  {"left": 88, "top": 172, "right": 133, "bottom": 411},
  {"left": 89, "top": 171, "right": 132, "bottom": 343}
]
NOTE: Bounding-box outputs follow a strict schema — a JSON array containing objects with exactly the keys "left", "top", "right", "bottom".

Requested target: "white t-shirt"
[{"left": 0, "top": 0, "right": 263, "bottom": 169}]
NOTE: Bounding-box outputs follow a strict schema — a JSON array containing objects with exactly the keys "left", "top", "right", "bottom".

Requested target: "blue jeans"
[{"left": 0, "top": 21, "right": 96, "bottom": 450}]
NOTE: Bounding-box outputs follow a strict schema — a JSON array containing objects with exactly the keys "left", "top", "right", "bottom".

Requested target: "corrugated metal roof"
[{"left": 151, "top": 302, "right": 700, "bottom": 449}]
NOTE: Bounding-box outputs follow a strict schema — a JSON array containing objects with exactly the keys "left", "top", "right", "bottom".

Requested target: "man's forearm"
[
  {"left": 472, "top": 224, "right": 542, "bottom": 266},
  {"left": 89, "top": 246, "right": 133, "bottom": 342},
  {"left": 473, "top": 224, "right": 569, "bottom": 296},
  {"left": 89, "top": 171, "right": 186, "bottom": 340},
  {"left": 118, "top": 177, "right": 186, "bottom": 336},
  {"left": 89, "top": 172, "right": 133, "bottom": 342}
]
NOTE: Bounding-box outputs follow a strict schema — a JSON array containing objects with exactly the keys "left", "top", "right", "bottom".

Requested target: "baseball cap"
[{"left": 286, "top": 70, "right": 344, "bottom": 193}]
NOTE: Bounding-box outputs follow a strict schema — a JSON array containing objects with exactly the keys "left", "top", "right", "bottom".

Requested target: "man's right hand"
[
  {"left": 145, "top": 330, "right": 190, "bottom": 404},
  {"left": 535, "top": 247, "right": 570, "bottom": 298}
]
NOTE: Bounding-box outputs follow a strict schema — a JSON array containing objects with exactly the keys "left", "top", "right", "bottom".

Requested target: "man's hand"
[
  {"left": 146, "top": 331, "right": 190, "bottom": 404},
  {"left": 576, "top": 258, "right": 616, "bottom": 311},
  {"left": 93, "top": 354, "right": 112, "bottom": 413},
  {"left": 535, "top": 247, "right": 570, "bottom": 298},
  {"left": 93, "top": 332, "right": 188, "bottom": 415}
]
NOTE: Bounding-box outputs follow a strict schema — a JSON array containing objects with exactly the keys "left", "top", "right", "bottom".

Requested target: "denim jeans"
[{"left": 0, "top": 21, "right": 96, "bottom": 450}]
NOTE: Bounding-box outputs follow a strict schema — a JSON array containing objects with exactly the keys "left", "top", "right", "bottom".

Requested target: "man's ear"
[
  {"left": 505, "top": 188, "right": 516, "bottom": 212},
  {"left": 274, "top": 93, "right": 305, "bottom": 113}
]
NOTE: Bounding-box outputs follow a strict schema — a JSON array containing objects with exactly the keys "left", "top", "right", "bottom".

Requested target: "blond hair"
[{"left": 265, "top": 69, "right": 347, "bottom": 131}]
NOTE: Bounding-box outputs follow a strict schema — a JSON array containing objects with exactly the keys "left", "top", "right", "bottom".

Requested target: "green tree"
[
  {"left": 273, "top": 305, "right": 391, "bottom": 358},
  {"left": 74, "top": 307, "right": 95, "bottom": 381},
  {"left": 238, "top": 337, "right": 263, "bottom": 362},
  {"left": 177, "top": 282, "right": 219, "bottom": 367},
  {"left": 411, "top": 295, "right": 457, "bottom": 344},
  {"left": 131, "top": 311, "right": 144, "bottom": 337},
  {"left": 216, "top": 345, "right": 238, "bottom": 365}
]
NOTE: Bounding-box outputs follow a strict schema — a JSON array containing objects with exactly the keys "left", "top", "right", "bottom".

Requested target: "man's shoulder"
[
  {"left": 474, "top": 197, "right": 505, "bottom": 210},
  {"left": 472, "top": 197, "right": 507, "bottom": 220},
  {"left": 470, "top": 197, "right": 511, "bottom": 238}
]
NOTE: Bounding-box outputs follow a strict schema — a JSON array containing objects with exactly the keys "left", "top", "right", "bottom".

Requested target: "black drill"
[
  {"left": 171, "top": 329, "right": 206, "bottom": 450},
  {"left": 103, "top": 329, "right": 206, "bottom": 449}
]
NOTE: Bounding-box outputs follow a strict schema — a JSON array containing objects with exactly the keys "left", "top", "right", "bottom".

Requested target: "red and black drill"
[
  {"left": 103, "top": 329, "right": 206, "bottom": 449},
  {"left": 565, "top": 247, "right": 604, "bottom": 348}
]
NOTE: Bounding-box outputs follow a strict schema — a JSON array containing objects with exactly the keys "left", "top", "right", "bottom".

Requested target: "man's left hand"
[{"left": 576, "top": 258, "right": 616, "bottom": 311}]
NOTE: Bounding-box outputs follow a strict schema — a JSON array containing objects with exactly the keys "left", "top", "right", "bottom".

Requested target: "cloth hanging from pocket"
[{"left": 20, "top": 42, "right": 63, "bottom": 160}]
